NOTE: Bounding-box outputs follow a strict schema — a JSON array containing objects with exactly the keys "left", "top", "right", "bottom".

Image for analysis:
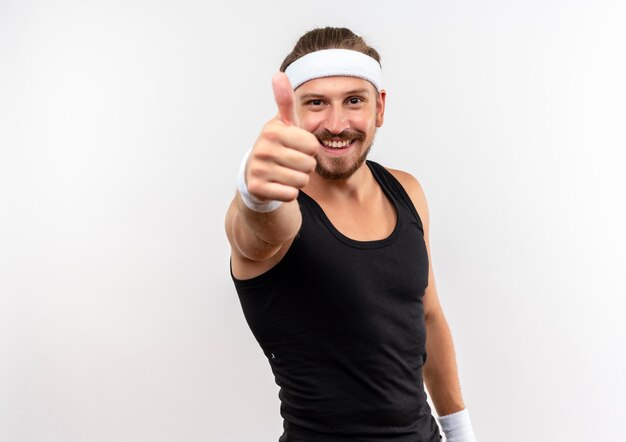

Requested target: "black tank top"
[{"left": 232, "top": 161, "right": 442, "bottom": 442}]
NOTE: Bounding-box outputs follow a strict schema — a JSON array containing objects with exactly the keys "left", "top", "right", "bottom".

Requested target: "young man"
[{"left": 225, "top": 27, "right": 476, "bottom": 442}]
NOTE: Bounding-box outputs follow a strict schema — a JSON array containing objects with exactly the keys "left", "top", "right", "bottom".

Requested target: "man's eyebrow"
[
  {"left": 298, "top": 88, "right": 372, "bottom": 101},
  {"left": 344, "top": 88, "right": 371, "bottom": 96},
  {"left": 299, "top": 93, "right": 325, "bottom": 101}
]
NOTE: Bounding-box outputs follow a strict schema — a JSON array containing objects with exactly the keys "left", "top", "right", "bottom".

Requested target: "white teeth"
[{"left": 323, "top": 140, "right": 351, "bottom": 149}]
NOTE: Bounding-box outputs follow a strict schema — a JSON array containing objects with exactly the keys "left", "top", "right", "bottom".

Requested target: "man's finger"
[{"left": 272, "top": 72, "right": 295, "bottom": 126}]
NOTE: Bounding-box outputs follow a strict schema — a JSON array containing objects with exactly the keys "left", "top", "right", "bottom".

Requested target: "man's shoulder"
[
  {"left": 366, "top": 160, "right": 420, "bottom": 188},
  {"left": 379, "top": 165, "right": 430, "bottom": 228},
  {"left": 381, "top": 166, "right": 424, "bottom": 198}
]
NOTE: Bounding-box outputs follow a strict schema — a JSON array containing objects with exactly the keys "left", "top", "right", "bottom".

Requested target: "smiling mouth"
[{"left": 320, "top": 139, "right": 354, "bottom": 149}]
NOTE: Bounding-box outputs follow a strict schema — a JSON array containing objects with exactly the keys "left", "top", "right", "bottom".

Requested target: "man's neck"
[{"left": 302, "top": 162, "right": 375, "bottom": 205}]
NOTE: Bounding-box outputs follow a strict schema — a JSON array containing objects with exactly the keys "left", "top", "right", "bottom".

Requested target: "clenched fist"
[{"left": 244, "top": 73, "right": 319, "bottom": 203}]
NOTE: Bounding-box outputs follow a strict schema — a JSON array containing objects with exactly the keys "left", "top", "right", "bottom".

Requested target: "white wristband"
[
  {"left": 437, "top": 408, "right": 476, "bottom": 442},
  {"left": 237, "top": 149, "right": 282, "bottom": 213}
]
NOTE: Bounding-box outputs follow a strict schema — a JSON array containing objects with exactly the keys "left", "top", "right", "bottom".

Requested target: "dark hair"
[{"left": 279, "top": 27, "right": 381, "bottom": 72}]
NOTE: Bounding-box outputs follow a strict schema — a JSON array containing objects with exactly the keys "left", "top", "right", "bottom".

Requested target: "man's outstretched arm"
[{"left": 225, "top": 73, "right": 318, "bottom": 272}]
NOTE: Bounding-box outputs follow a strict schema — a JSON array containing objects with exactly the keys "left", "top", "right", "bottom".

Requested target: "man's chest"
[{"left": 317, "top": 192, "right": 397, "bottom": 241}]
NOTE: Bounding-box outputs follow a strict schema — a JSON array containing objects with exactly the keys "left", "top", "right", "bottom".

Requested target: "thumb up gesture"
[{"left": 244, "top": 73, "right": 319, "bottom": 203}]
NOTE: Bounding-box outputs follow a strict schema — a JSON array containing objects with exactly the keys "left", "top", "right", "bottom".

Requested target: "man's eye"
[
  {"left": 310, "top": 99, "right": 323, "bottom": 106},
  {"left": 348, "top": 97, "right": 363, "bottom": 104}
]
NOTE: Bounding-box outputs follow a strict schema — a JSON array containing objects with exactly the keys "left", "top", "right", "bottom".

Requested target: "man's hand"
[{"left": 244, "top": 73, "right": 318, "bottom": 203}]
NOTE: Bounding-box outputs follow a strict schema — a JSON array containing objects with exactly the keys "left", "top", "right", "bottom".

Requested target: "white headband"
[{"left": 284, "top": 48, "right": 382, "bottom": 91}]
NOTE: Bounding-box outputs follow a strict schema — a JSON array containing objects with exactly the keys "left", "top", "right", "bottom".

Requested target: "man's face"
[{"left": 294, "top": 76, "right": 386, "bottom": 180}]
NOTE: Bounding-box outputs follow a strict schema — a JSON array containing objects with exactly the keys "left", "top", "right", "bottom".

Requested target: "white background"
[{"left": 1, "top": 1, "right": 625, "bottom": 441}]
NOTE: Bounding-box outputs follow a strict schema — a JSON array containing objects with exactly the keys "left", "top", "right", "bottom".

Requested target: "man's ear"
[{"left": 376, "top": 89, "right": 386, "bottom": 127}]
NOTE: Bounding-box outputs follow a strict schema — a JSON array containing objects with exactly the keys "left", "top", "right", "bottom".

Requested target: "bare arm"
[
  {"left": 226, "top": 193, "right": 301, "bottom": 262},
  {"left": 423, "top": 306, "right": 466, "bottom": 415},
  {"left": 225, "top": 73, "right": 318, "bottom": 274},
  {"left": 389, "top": 169, "right": 467, "bottom": 416}
]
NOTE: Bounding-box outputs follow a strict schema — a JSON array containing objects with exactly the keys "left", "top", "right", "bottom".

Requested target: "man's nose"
[{"left": 324, "top": 105, "right": 349, "bottom": 134}]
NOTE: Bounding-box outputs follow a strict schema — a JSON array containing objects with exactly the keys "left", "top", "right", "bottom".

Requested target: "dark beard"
[
  {"left": 312, "top": 128, "right": 375, "bottom": 180},
  {"left": 315, "top": 143, "right": 372, "bottom": 180}
]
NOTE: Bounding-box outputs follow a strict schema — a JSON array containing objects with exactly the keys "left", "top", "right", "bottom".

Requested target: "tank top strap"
[{"left": 366, "top": 160, "right": 425, "bottom": 235}]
